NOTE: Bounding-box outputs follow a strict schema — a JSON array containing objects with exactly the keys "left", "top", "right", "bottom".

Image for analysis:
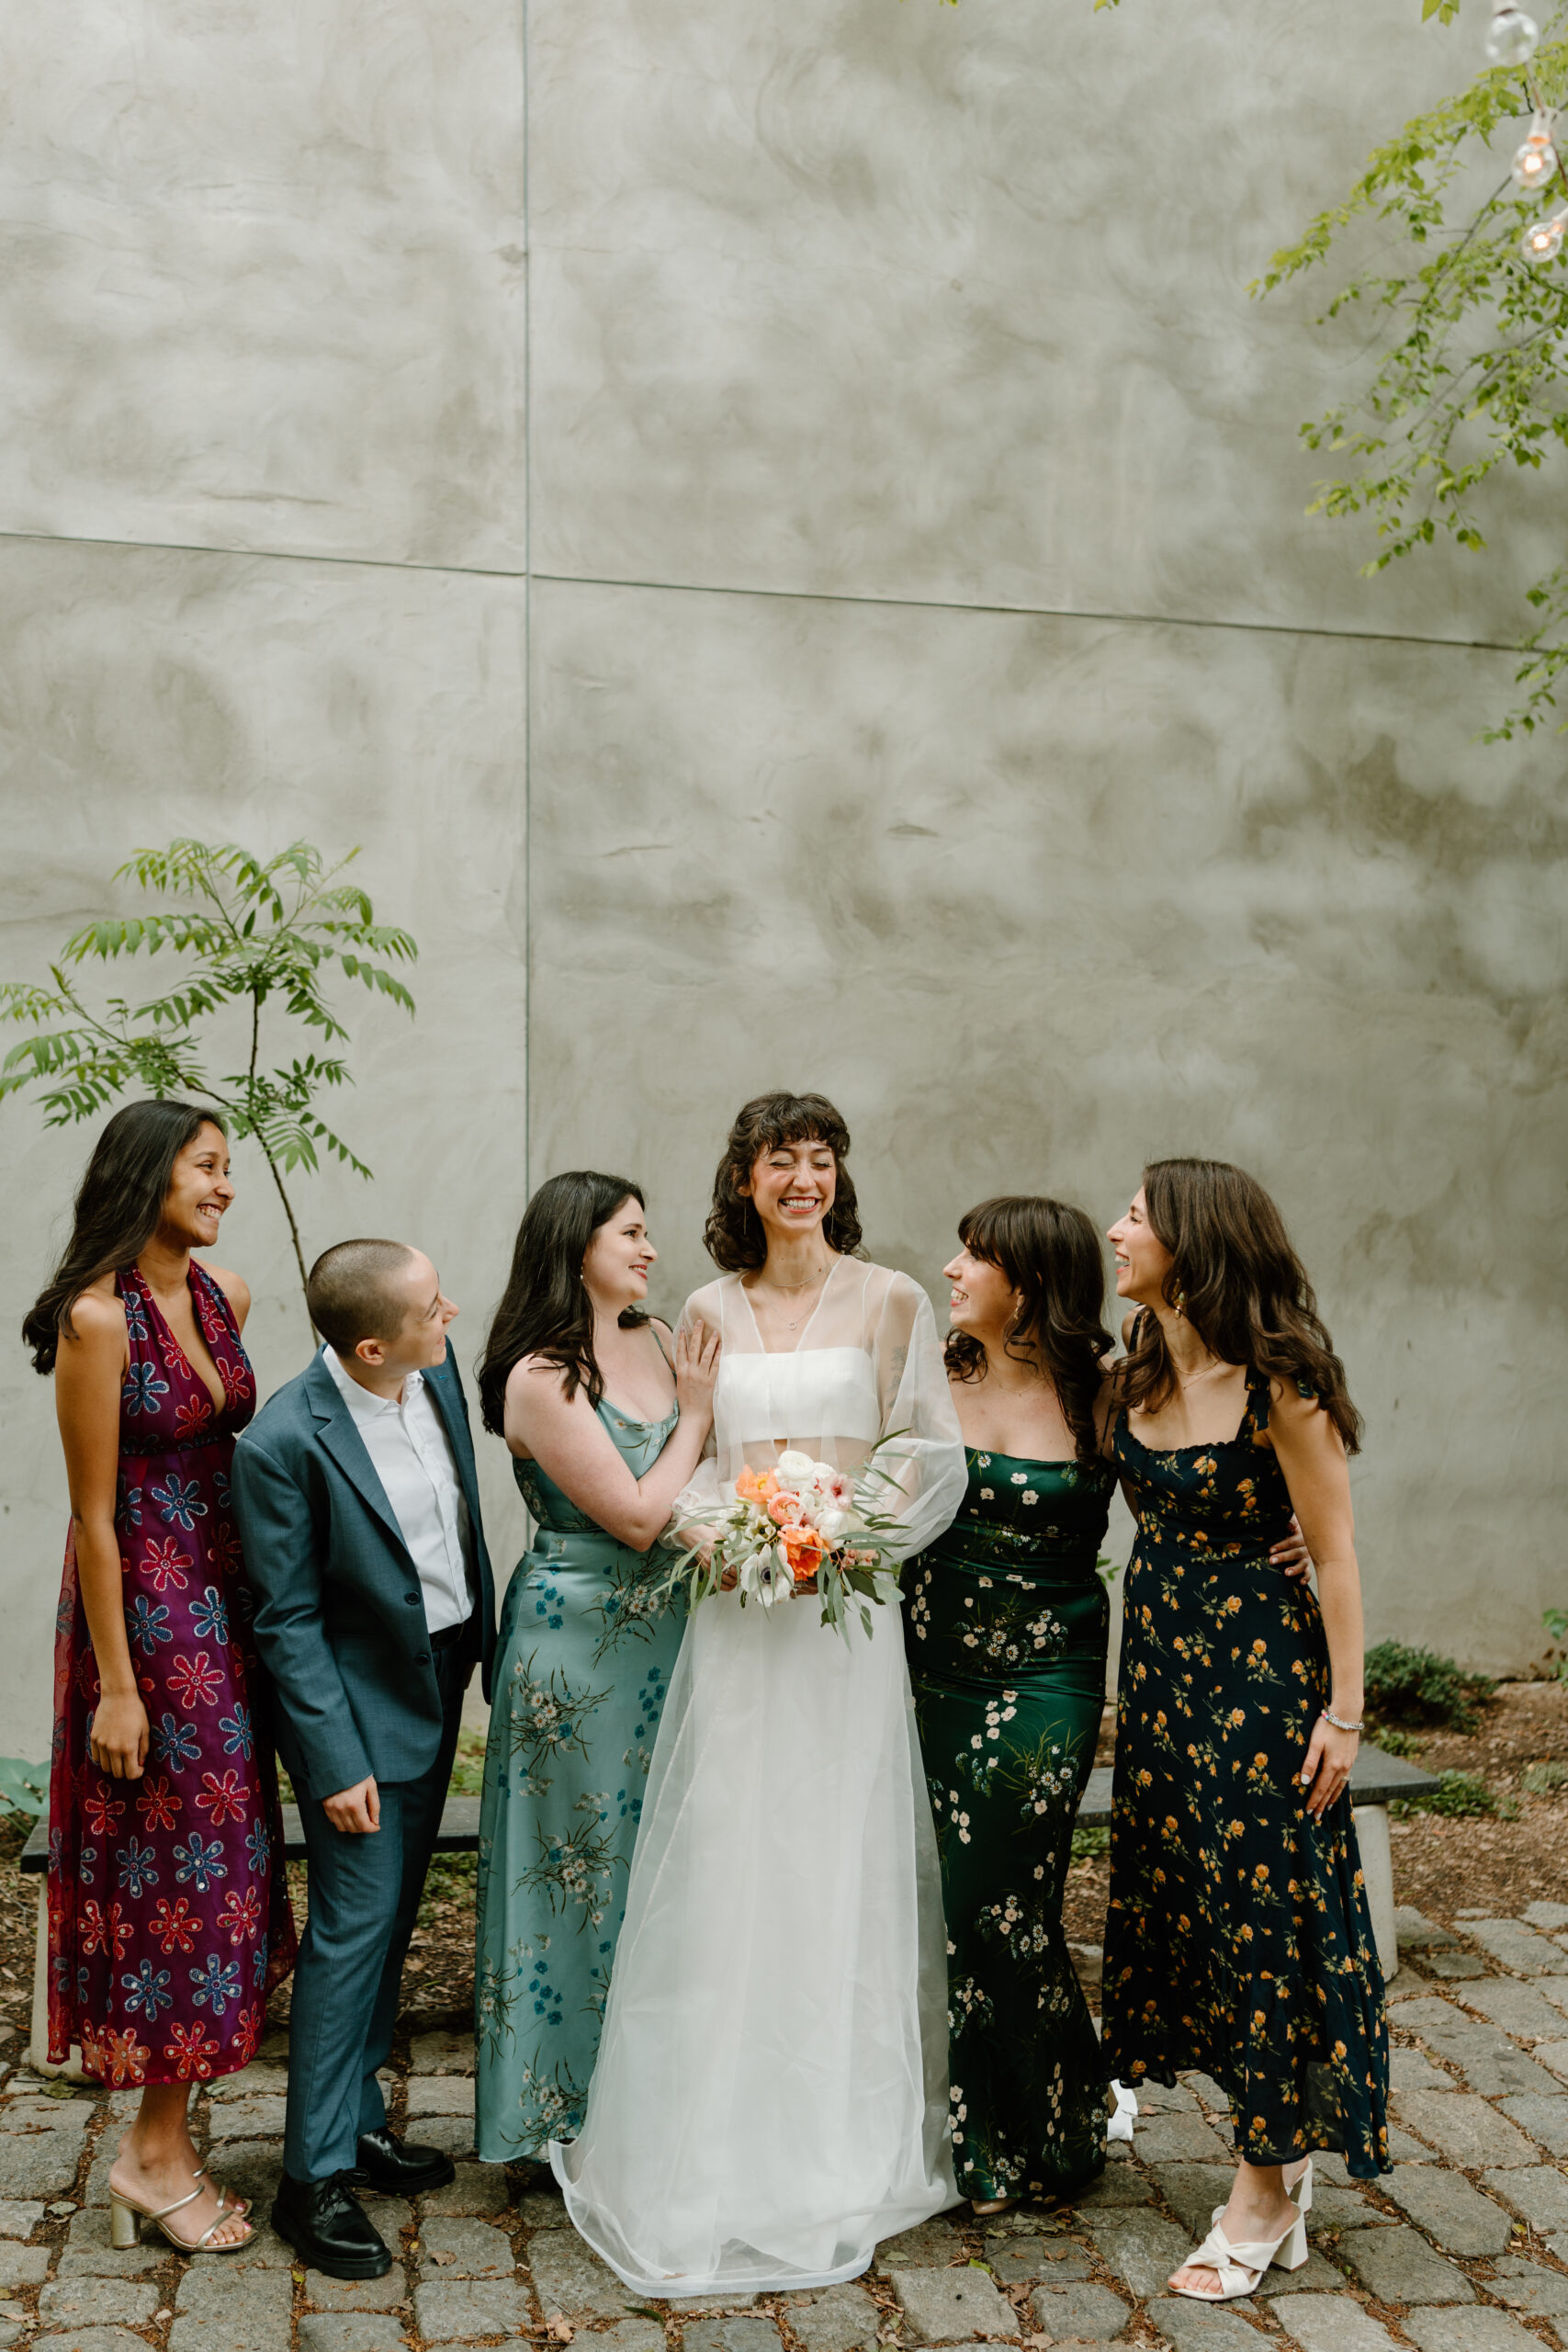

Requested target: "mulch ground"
[{"left": 6, "top": 1684, "right": 1564, "bottom": 2046}]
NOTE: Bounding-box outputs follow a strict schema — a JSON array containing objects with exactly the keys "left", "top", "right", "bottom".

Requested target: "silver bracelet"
[{"left": 1322, "top": 1706, "right": 1364, "bottom": 1735}]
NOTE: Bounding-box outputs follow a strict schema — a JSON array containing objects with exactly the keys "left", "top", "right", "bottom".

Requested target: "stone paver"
[
  {"left": 0, "top": 2203, "right": 42, "bottom": 2239},
  {"left": 298, "top": 2322, "right": 408, "bottom": 2352},
  {"left": 1523, "top": 1902, "right": 1568, "bottom": 1931},
  {"left": 1396, "top": 1910, "right": 1457, "bottom": 1950},
  {"left": 1402, "top": 2312, "right": 1544, "bottom": 2352},
  {"left": 410, "top": 2031, "right": 475, "bottom": 2075},
  {"left": 1380, "top": 2164, "right": 1512, "bottom": 2255},
  {"left": 1537, "top": 2041, "right": 1568, "bottom": 2082},
  {"left": 1393, "top": 2091, "right": 1539, "bottom": 2165},
  {"left": 1456, "top": 1978, "right": 1568, "bottom": 2041},
  {"left": 38, "top": 2280, "right": 160, "bottom": 2330},
  {"left": 1028, "top": 2278, "right": 1131, "bottom": 2340},
  {"left": 1131, "top": 2111, "right": 1232, "bottom": 2165},
  {"left": 1481, "top": 2160, "right": 1568, "bottom": 2231},
  {"left": 1423, "top": 1952, "right": 1490, "bottom": 1981},
  {"left": 1278, "top": 2295, "right": 1402, "bottom": 2352},
  {"left": 1497, "top": 2093, "right": 1568, "bottom": 2153},
  {"left": 888, "top": 2267, "right": 1014, "bottom": 2342},
  {"left": 788, "top": 2283, "right": 881, "bottom": 2352},
  {"left": 1145, "top": 2164, "right": 1233, "bottom": 2239},
  {"left": 1081, "top": 2208, "right": 1193, "bottom": 2300},
  {"left": 413, "top": 2278, "right": 531, "bottom": 2341},
  {"left": 24, "top": 2333, "right": 152, "bottom": 2352},
  {"left": 420, "top": 2164, "right": 511, "bottom": 2218},
  {"left": 407, "top": 2114, "right": 475, "bottom": 2158},
  {"left": 1489, "top": 2252, "right": 1568, "bottom": 2313},
  {"left": 1392, "top": 2048, "right": 1457, "bottom": 2092},
  {"left": 1253, "top": 2250, "right": 1348, "bottom": 2297},
  {"left": 169, "top": 2263, "right": 296, "bottom": 2352},
  {"left": 874, "top": 2218, "right": 965, "bottom": 2267},
  {"left": 985, "top": 2236, "right": 1092, "bottom": 2284},
  {"left": 1130, "top": 2080, "right": 1196, "bottom": 2112},
  {"left": 0, "top": 2104, "right": 89, "bottom": 2199},
  {"left": 1338, "top": 2222, "right": 1476, "bottom": 2302},
  {"left": 1144, "top": 2297, "right": 1261, "bottom": 2348},
  {"left": 206, "top": 2064, "right": 289, "bottom": 2105},
  {"left": 0, "top": 2244, "right": 47, "bottom": 2288},
  {"left": 592, "top": 2326, "right": 666, "bottom": 2352},
  {"left": 529, "top": 2228, "right": 641, "bottom": 2317},
  {"left": 418, "top": 2215, "right": 513, "bottom": 2278},
  {"left": 1464, "top": 1918, "right": 1568, "bottom": 1976},
  {"left": 405, "top": 2076, "right": 476, "bottom": 2119},
  {"left": 303, "top": 2267, "right": 409, "bottom": 2312},
  {"left": 56, "top": 2204, "right": 162, "bottom": 2277},
  {"left": 1179, "top": 2072, "right": 1231, "bottom": 2111},
  {"left": 1066, "top": 2164, "right": 1151, "bottom": 2208},
  {"left": 206, "top": 2097, "right": 288, "bottom": 2138},
  {"left": 683, "top": 2321, "right": 785, "bottom": 2352}
]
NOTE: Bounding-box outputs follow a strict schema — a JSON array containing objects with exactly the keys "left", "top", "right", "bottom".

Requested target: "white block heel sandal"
[{"left": 1168, "top": 2206, "right": 1309, "bottom": 2303}]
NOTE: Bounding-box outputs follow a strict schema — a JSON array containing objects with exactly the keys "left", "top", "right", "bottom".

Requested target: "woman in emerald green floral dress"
[
  {"left": 905, "top": 1196, "right": 1119, "bottom": 2213},
  {"left": 1102, "top": 1159, "right": 1388, "bottom": 2309},
  {"left": 471, "top": 1173, "right": 719, "bottom": 2159}
]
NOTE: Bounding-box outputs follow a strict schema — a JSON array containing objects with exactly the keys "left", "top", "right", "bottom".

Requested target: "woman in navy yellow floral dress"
[
  {"left": 905, "top": 1196, "right": 1117, "bottom": 2211},
  {"left": 472, "top": 1172, "right": 718, "bottom": 2159},
  {"left": 1102, "top": 1159, "right": 1388, "bottom": 2308},
  {"left": 25, "top": 1102, "right": 295, "bottom": 2256}
]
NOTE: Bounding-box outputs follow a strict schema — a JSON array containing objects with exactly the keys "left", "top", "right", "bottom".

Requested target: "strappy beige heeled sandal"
[
  {"left": 1168, "top": 2204, "right": 1308, "bottom": 2302},
  {"left": 109, "top": 2168, "right": 254, "bottom": 2255}
]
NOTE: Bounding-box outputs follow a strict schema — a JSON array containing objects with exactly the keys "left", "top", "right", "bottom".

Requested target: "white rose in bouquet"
[{"left": 773, "top": 1450, "right": 816, "bottom": 1491}]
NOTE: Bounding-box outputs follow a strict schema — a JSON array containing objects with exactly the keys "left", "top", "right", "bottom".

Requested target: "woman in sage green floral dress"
[
  {"left": 471, "top": 1173, "right": 718, "bottom": 2159},
  {"left": 1102, "top": 1159, "right": 1388, "bottom": 2308},
  {"left": 905, "top": 1196, "right": 1119, "bottom": 2211}
]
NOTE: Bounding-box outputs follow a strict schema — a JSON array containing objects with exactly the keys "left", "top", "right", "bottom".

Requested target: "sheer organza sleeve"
[
  {"left": 665, "top": 1285, "right": 728, "bottom": 1544},
  {"left": 862, "top": 1272, "right": 965, "bottom": 1562}
]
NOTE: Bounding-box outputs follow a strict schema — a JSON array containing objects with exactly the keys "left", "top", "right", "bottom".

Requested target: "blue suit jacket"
[{"left": 231, "top": 1346, "right": 496, "bottom": 1798}]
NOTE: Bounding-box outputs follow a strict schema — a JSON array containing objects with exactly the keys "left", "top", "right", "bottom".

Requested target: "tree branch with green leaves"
[
  {"left": 1257, "top": 4, "right": 1568, "bottom": 738},
  {"left": 1, "top": 841, "right": 418, "bottom": 1328}
]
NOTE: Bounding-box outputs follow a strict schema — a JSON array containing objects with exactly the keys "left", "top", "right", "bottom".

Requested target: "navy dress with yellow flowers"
[
  {"left": 1100, "top": 1369, "right": 1389, "bottom": 2178},
  {"left": 474, "top": 1396, "right": 685, "bottom": 2159},
  {"left": 905, "top": 1447, "right": 1115, "bottom": 2204}
]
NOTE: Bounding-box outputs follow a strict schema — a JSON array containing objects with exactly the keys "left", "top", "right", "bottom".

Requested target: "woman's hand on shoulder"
[
  {"left": 203, "top": 1262, "right": 252, "bottom": 1331},
  {"left": 674, "top": 1318, "right": 721, "bottom": 1427}
]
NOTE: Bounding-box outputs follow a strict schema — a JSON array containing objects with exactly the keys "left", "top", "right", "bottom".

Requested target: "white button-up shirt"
[{"left": 323, "top": 1346, "right": 474, "bottom": 1635}]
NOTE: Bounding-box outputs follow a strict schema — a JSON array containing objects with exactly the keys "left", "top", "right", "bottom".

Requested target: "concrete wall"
[{"left": 1, "top": 0, "right": 1562, "bottom": 1755}]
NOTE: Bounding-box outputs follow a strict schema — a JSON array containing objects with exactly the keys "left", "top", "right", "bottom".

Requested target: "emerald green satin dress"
[{"left": 905, "top": 1448, "right": 1114, "bottom": 2203}]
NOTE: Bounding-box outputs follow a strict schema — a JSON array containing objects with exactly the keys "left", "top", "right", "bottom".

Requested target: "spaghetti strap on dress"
[{"left": 1100, "top": 1369, "right": 1389, "bottom": 2178}]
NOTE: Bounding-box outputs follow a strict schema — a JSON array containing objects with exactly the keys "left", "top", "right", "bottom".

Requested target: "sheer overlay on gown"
[{"left": 551, "top": 1259, "right": 967, "bottom": 2294}]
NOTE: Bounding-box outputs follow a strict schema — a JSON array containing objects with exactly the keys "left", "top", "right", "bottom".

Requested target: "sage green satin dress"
[
  {"left": 475, "top": 1397, "right": 684, "bottom": 2159},
  {"left": 905, "top": 1448, "right": 1114, "bottom": 2203}
]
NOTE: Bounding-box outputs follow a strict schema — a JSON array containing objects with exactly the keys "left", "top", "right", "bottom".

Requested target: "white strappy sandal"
[
  {"left": 109, "top": 2165, "right": 254, "bottom": 2255},
  {"left": 1285, "top": 2154, "right": 1314, "bottom": 2216},
  {"left": 1169, "top": 2203, "right": 1308, "bottom": 2303}
]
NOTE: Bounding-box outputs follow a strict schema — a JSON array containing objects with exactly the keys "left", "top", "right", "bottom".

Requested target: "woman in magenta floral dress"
[{"left": 25, "top": 1101, "right": 296, "bottom": 2255}]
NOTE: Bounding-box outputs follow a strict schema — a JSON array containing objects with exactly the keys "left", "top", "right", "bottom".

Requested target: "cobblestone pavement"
[{"left": 3, "top": 1905, "right": 1567, "bottom": 2352}]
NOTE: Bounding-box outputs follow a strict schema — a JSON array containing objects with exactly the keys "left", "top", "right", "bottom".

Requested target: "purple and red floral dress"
[{"left": 48, "top": 1263, "right": 296, "bottom": 2086}]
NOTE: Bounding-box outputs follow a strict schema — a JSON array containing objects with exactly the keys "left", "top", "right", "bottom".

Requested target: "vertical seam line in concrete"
[{"left": 522, "top": 0, "right": 533, "bottom": 1198}]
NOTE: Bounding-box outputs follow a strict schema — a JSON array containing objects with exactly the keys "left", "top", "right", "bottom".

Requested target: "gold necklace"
[{"left": 750, "top": 1262, "right": 829, "bottom": 1329}]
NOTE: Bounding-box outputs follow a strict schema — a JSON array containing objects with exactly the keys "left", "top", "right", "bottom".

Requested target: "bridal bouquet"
[{"left": 661, "top": 1442, "right": 909, "bottom": 1642}]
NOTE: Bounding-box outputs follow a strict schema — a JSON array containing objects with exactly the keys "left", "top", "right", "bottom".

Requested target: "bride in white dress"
[{"left": 551, "top": 1092, "right": 966, "bottom": 2294}]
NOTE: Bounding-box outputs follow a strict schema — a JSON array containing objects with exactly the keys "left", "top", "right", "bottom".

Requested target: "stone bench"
[{"left": 17, "top": 1748, "right": 1435, "bottom": 2077}]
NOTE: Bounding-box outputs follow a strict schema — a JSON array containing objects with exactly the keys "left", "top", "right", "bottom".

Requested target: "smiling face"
[
  {"left": 943, "top": 1243, "right": 1021, "bottom": 1343},
  {"left": 739, "top": 1136, "right": 838, "bottom": 1248},
  {"left": 581, "top": 1194, "right": 656, "bottom": 1315},
  {"left": 1107, "top": 1185, "right": 1176, "bottom": 1309},
  {"left": 356, "top": 1248, "right": 458, "bottom": 1378},
  {"left": 160, "top": 1121, "right": 235, "bottom": 1252}
]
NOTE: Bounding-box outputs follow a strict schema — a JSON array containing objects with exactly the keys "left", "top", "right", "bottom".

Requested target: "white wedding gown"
[{"left": 551, "top": 1259, "right": 966, "bottom": 2294}]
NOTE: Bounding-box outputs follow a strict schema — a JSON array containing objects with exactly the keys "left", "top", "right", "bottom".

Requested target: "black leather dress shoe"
[
  {"left": 343, "top": 2126, "right": 457, "bottom": 2195},
  {"left": 271, "top": 2172, "right": 391, "bottom": 2279}
]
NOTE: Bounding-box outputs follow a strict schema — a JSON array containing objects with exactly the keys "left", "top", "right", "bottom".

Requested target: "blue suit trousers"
[{"left": 283, "top": 1634, "right": 471, "bottom": 2182}]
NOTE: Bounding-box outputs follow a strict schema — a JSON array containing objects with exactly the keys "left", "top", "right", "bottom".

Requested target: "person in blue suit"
[{"left": 231, "top": 1238, "right": 495, "bottom": 2279}]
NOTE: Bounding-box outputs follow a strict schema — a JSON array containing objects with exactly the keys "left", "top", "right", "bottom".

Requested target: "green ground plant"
[
  {"left": 0, "top": 840, "right": 417, "bottom": 1328},
  {"left": 1393, "top": 1767, "right": 1517, "bottom": 1819},
  {"left": 0, "top": 1760, "right": 47, "bottom": 1821},
  {"left": 1364, "top": 1639, "right": 1497, "bottom": 1731}
]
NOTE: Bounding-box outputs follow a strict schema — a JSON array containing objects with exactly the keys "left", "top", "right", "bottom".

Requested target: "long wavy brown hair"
[
  {"left": 703, "top": 1091, "right": 865, "bottom": 1273},
  {"left": 1115, "top": 1158, "right": 1363, "bottom": 1452},
  {"left": 945, "top": 1195, "right": 1113, "bottom": 1465}
]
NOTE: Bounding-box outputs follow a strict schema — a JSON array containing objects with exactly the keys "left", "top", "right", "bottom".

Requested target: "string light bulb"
[
  {"left": 1513, "top": 110, "right": 1559, "bottom": 191},
  {"left": 1521, "top": 204, "right": 1568, "bottom": 262},
  {"left": 1487, "top": 4, "right": 1540, "bottom": 67}
]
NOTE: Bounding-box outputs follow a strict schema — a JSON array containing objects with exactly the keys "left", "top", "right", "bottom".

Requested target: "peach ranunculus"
[
  {"left": 780, "top": 1523, "right": 825, "bottom": 1581},
  {"left": 766, "top": 1490, "right": 806, "bottom": 1527},
  {"left": 735, "top": 1466, "right": 780, "bottom": 1506}
]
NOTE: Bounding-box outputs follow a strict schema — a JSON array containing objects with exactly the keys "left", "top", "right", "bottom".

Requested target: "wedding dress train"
[{"left": 551, "top": 1259, "right": 966, "bottom": 2293}]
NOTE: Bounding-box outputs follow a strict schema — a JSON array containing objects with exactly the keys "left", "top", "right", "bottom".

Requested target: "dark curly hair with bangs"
[
  {"left": 944, "top": 1195, "right": 1114, "bottom": 1465},
  {"left": 702, "top": 1091, "right": 865, "bottom": 1272}
]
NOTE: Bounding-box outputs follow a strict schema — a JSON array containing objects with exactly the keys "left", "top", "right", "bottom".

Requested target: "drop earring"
[{"left": 1171, "top": 1283, "right": 1187, "bottom": 1317}]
